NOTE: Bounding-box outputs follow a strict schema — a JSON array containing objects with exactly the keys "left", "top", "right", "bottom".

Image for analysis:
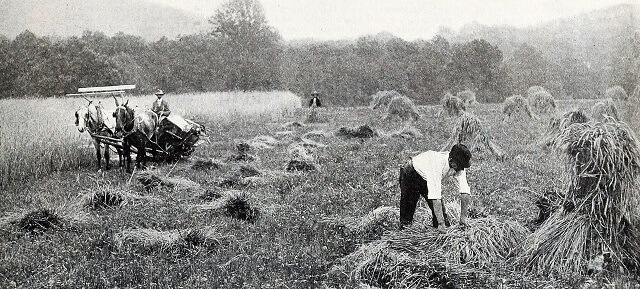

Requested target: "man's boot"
[{"left": 431, "top": 199, "right": 447, "bottom": 233}]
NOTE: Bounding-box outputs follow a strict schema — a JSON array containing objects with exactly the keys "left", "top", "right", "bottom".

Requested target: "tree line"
[{"left": 0, "top": 0, "right": 632, "bottom": 105}]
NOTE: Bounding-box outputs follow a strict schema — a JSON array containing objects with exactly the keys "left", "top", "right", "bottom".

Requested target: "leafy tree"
[{"left": 209, "top": 0, "right": 282, "bottom": 91}]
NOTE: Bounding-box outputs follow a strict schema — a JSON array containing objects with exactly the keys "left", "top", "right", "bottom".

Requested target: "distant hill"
[{"left": 0, "top": 0, "right": 208, "bottom": 41}]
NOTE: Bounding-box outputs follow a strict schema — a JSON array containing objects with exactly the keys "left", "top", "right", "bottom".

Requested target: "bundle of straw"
[
  {"left": 539, "top": 110, "right": 589, "bottom": 147},
  {"left": 442, "top": 112, "right": 505, "bottom": 159},
  {"left": 520, "top": 120, "right": 640, "bottom": 275},
  {"left": 383, "top": 95, "right": 420, "bottom": 121},
  {"left": 441, "top": 93, "right": 466, "bottom": 117},
  {"left": 371, "top": 90, "right": 402, "bottom": 109},
  {"left": 503, "top": 95, "right": 535, "bottom": 119},
  {"left": 528, "top": 90, "right": 556, "bottom": 114},
  {"left": 591, "top": 100, "right": 620, "bottom": 121}
]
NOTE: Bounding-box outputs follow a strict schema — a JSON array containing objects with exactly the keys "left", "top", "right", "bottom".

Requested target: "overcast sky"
[{"left": 147, "top": 0, "right": 636, "bottom": 41}]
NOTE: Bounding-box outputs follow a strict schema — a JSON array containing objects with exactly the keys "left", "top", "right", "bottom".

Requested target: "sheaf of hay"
[
  {"left": 371, "top": 90, "right": 402, "bottom": 110},
  {"left": 521, "top": 120, "right": 640, "bottom": 277},
  {"left": 383, "top": 95, "right": 420, "bottom": 121},
  {"left": 248, "top": 135, "right": 279, "bottom": 149},
  {"left": 528, "top": 89, "right": 556, "bottom": 114},
  {"left": 0, "top": 205, "right": 92, "bottom": 234},
  {"left": 457, "top": 89, "right": 477, "bottom": 105},
  {"left": 282, "top": 121, "right": 305, "bottom": 129},
  {"left": 503, "top": 95, "right": 535, "bottom": 119},
  {"left": 591, "top": 99, "right": 620, "bottom": 121},
  {"left": 604, "top": 85, "right": 628, "bottom": 101},
  {"left": 442, "top": 112, "right": 505, "bottom": 159},
  {"left": 441, "top": 93, "right": 466, "bottom": 117},
  {"left": 539, "top": 110, "right": 589, "bottom": 147}
]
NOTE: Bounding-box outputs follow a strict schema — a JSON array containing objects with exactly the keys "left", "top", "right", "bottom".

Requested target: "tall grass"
[{"left": 0, "top": 91, "right": 301, "bottom": 187}]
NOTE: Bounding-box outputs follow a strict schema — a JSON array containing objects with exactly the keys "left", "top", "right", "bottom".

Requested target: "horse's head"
[
  {"left": 113, "top": 96, "right": 132, "bottom": 137},
  {"left": 74, "top": 107, "right": 88, "bottom": 132}
]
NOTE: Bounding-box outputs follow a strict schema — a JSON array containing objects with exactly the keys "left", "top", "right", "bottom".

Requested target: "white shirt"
[{"left": 411, "top": 151, "right": 471, "bottom": 199}]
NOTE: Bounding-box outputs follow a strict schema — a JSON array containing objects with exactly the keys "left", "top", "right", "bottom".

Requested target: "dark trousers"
[{"left": 399, "top": 161, "right": 449, "bottom": 227}]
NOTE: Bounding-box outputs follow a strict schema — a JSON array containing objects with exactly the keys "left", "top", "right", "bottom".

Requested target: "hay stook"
[
  {"left": 442, "top": 112, "right": 505, "bottom": 159},
  {"left": 441, "top": 92, "right": 466, "bottom": 117},
  {"left": 503, "top": 95, "right": 536, "bottom": 120},
  {"left": 382, "top": 95, "right": 420, "bottom": 122}
]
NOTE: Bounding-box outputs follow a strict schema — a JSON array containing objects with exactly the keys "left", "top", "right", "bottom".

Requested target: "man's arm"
[{"left": 161, "top": 100, "right": 171, "bottom": 116}]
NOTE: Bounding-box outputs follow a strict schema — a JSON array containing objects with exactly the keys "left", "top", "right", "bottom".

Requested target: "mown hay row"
[
  {"left": 0, "top": 206, "right": 91, "bottom": 234},
  {"left": 114, "top": 226, "right": 227, "bottom": 253},
  {"left": 336, "top": 124, "right": 377, "bottom": 139},
  {"left": 387, "top": 124, "right": 422, "bottom": 139}
]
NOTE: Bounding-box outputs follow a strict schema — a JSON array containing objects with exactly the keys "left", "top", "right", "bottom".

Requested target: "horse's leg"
[
  {"left": 104, "top": 143, "right": 111, "bottom": 170},
  {"left": 124, "top": 141, "right": 132, "bottom": 173},
  {"left": 94, "top": 139, "right": 101, "bottom": 170}
]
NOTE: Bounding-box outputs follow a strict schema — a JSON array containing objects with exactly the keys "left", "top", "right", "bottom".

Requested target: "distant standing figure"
[
  {"left": 309, "top": 91, "right": 322, "bottom": 108},
  {"left": 399, "top": 144, "right": 473, "bottom": 233},
  {"left": 151, "top": 89, "right": 171, "bottom": 120}
]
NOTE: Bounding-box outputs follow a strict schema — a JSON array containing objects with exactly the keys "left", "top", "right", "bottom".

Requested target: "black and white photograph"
[{"left": 0, "top": 0, "right": 639, "bottom": 287}]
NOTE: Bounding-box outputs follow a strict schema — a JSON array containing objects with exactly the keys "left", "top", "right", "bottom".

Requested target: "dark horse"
[
  {"left": 112, "top": 96, "right": 158, "bottom": 173},
  {"left": 74, "top": 100, "right": 123, "bottom": 170}
]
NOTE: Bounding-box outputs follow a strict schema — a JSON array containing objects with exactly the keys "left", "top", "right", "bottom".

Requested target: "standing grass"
[{"left": 0, "top": 91, "right": 301, "bottom": 188}]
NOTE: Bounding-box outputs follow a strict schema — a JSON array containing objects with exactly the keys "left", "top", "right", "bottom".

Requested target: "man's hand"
[{"left": 437, "top": 225, "right": 447, "bottom": 234}]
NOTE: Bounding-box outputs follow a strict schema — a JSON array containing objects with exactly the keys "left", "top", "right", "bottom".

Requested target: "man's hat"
[
  {"left": 155, "top": 89, "right": 165, "bottom": 96},
  {"left": 311, "top": 91, "right": 319, "bottom": 96}
]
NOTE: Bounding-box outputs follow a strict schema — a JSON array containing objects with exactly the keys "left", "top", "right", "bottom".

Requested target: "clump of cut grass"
[
  {"left": 388, "top": 217, "right": 529, "bottom": 268},
  {"left": 383, "top": 95, "right": 420, "bottom": 121},
  {"left": 591, "top": 99, "right": 620, "bottom": 121},
  {"left": 520, "top": 120, "right": 640, "bottom": 277},
  {"left": 114, "top": 226, "right": 225, "bottom": 253},
  {"left": 285, "top": 144, "right": 317, "bottom": 172},
  {"left": 388, "top": 124, "right": 422, "bottom": 139},
  {"left": 442, "top": 112, "right": 505, "bottom": 159},
  {"left": 281, "top": 121, "right": 305, "bottom": 129},
  {"left": 85, "top": 190, "right": 125, "bottom": 209},
  {"left": 248, "top": 135, "right": 278, "bottom": 149},
  {"left": 370, "top": 90, "right": 402, "bottom": 110},
  {"left": 137, "top": 170, "right": 201, "bottom": 192},
  {"left": 503, "top": 95, "right": 535, "bottom": 119},
  {"left": 190, "top": 157, "right": 223, "bottom": 170},
  {"left": 227, "top": 141, "right": 257, "bottom": 162},
  {"left": 192, "top": 190, "right": 260, "bottom": 222},
  {"left": 339, "top": 206, "right": 400, "bottom": 240},
  {"left": 605, "top": 85, "right": 628, "bottom": 101},
  {"left": 441, "top": 92, "right": 466, "bottom": 117},
  {"left": 336, "top": 124, "right": 377, "bottom": 139},
  {"left": 305, "top": 108, "right": 328, "bottom": 123},
  {"left": 15, "top": 208, "right": 63, "bottom": 234},
  {"left": 230, "top": 164, "right": 261, "bottom": 178},
  {"left": 539, "top": 109, "right": 589, "bottom": 147},
  {"left": 457, "top": 89, "right": 477, "bottom": 105},
  {"left": 528, "top": 88, "right": 556, "bottom": 114}
]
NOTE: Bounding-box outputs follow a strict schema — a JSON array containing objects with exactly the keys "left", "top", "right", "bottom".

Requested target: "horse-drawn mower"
[{"left": 71, "top": 85, "right": 207, "bottom": 163}]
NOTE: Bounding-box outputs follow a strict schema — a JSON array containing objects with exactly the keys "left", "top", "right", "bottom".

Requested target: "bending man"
[{"left": 399, "top": 143, "right": 472, "bottom": 233}]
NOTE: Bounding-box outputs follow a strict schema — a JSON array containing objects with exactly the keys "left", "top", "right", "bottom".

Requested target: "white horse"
[{"left": 74, "top": 100, "right": 123, "bottom": 170}]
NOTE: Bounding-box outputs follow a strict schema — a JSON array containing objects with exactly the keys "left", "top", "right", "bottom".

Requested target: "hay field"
[{"left": 0, "top": 95, "right": 638, "bottom": 288}]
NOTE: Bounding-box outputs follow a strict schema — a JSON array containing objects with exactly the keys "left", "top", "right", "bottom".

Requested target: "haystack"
[
  {"left": 519, "top": 120, "right": 640, "bottom": 277},
  {"left": 442, "top": 112, "right": 505, "bottom": 159},
  {"left": 503, "top": 95, "right": 535, "bottom": 119},
  {"left": 441, "top": 93, "right": 466, "bottom": 117},
  {"left": 528, "top": 89, "right": 556, "bottom": 114},
  {"left": 336, "top": 124, "right": 377, "bottom": 139},
  {"left": 192, "top": 190, "right": 260, "bottom": 222},
  {"left": 383, "top": 95, "right": 420, "bottom": 121},
  {"left": 457, "top": 89, "right": 477, "bottom": 105},
  {"left": 371, "top": 90, "right": 402, "bottom": 109},
  {"left": 539, "top": 109, "right": 589, "bottom": 147},
  {"left": 591, "top": 100, "right": 620, "bottom": 121},
  {"left": 604, "top": 85, "right": 628, "bottom": 101}
]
